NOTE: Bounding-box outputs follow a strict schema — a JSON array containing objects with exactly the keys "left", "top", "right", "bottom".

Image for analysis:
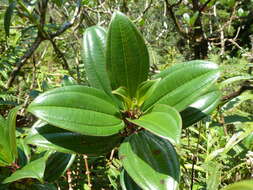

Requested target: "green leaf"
[
  {"left": 220, "top": 75, "right": 253, "bottom": 88},
  {"left": 28, "top": 85, "right": 124, "bottom": 136},
  {"left": 119, "top": 131, "right": 180, "bottom": 190},
  {"left": 17, "top": 138, "right": 31, "bottom": 167},
  {"left": 30, "top": 183, "right": 57, "bottom": 190},
  {"left": 4, "top": 2, "right": 16, "bottom": 37},
  {"left": 180, "top": 87, "right": 221, "bottom": 128},
  {"left": 3, "top": 157, "right": 46, "bottom": 184},
  {"left": 44, "top": 152, "right": 75, "bottom": 182},
  {"left": 106, "top": 12, "right": 150, "bottom": 97},
  {"left": 6, "top": 106, "right": 19, "bottom": 160},
  {"left": 143, "top": 60, "right": 220, "bottom": 112},
  {"left": 221, "top": 180, "right": 253, "bottom": 190},
  {"left": 120, "top": 170, "right": 142, "bottom": 190},
  {"left": 221, "top": 91, "right": 253, "bottom": 112},
  {"left": 128, "top": 104, "right": 182, "bottom": 144},
  {"left": 112, "top": 86, "right": 131, "bottom": 110},
  {"left": 25, "top": 120, "right": 122, "bottom": 155},
  {"left": 82, "top": 26, "right": 111, "bottom": 94},
  {"left": 136, "top": 78, "right": 161, "bottom": 107},
  {"left": 0, "top": 107, "right": 19, "bottom": 166}
]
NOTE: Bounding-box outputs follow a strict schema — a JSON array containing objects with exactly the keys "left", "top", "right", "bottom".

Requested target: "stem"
[{"left": 83, "top": 154, "right": 92, "bottom": 188}]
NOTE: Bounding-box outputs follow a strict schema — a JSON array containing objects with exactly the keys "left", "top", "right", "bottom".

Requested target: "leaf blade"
[
  {"left": 82, "top": 26, "right": 111, "bottom": 94},
  {"left": 28, "top": 86, "right": 124, "bottom": 136},
  {"left": 180, "top": 87, "right": 221, "bottom": 128},
  {"left": 143, "top": 60, "right": 220, "bottom": 112},
  {"left": 3, "top": 157, "right": 46, "bottom": 184},
  {"left": 25, "top": 120, "right": 122, "bottom": 155},
  {"left": 106, "top": 12, "right": 149, "bottom": 97},
  {"left": 119, "top": 131, "right": 180, "bottom": 190},
  {"left": 128, "top": 104, "right": 182, "bottom": 144},
  {"left": 4, "top": 2, "right": 16, "bottom": 37}
]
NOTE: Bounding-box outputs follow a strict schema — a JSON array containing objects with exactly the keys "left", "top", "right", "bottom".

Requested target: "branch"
[
  {"left": 134, "top": 0, "right": 153, "bottom": 22},
  {"left": 49, "top": 1, "right": 82, "bottom": 38},
  {"left": 199, "top": 0, "right": 216, "bottom": 12},
  {"left": 49, "top": 39, "right": 69, "bottom": 70},
  {"left": 164, "top": 0, "right": 188, "bottom": 39},
  {"left": 5, "top": 36, "right": 43, "bottom": 88},
  {"left": 222, "top": 81, "right": 253, "bottom": 101}
]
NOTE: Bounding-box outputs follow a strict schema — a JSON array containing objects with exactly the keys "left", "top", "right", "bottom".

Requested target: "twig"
[
  {"left": 66, "top": 169, "right": 73, "bottom": 190},
  {"left": 49, "top": 38, "right": 70, "bottom": 71},
  {"left": 134, "top": 0, "right": 153, "bottom": 22},
  {"left": 49, "top": 1, "right": 82, "bottom": 38},
  {"left": 199, "top": 0, "right": 216, "bottom": 12},
  {"left": 83, "top": 154, "right": 92, "bottom": 189},
  {"left": 5, "top": 36, "right": 43, "bottom": 88},
  {"left": 164, "top": 0, "right": 188, "bottom": 39},
  {"left": 222, "top": 81, "right": 253, "bottom": 101}
]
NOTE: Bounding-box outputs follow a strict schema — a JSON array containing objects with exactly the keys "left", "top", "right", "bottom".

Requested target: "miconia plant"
[{"left": 26, "top": 12, "right": 221, "bottom": 190}]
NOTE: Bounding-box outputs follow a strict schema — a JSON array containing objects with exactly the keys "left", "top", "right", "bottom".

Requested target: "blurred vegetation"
[{"left": 0, "top": 0, "right": 252, "bottom": 189}]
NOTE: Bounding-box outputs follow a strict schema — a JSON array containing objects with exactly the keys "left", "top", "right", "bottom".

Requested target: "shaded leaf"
[
  {"left": 119, "top": 131, "right": 180, "bottom": 190},
  {"left": 180, "top": 87, "right": 221, "bottom": 128},
  {"left": 4, "top": 2, "right": 16, "bottom": 37},
  {"left": 120, "top": 170, "right": 142, "bottom": 190},
  {"left": 25, "top": 120, "right": 122, "bottom": 155},
  {"left": 30, "top": 183, "right": 57, "bottom": 190},
  {"left": 44, "top": 152, "right": 75, "bottom": 182}
]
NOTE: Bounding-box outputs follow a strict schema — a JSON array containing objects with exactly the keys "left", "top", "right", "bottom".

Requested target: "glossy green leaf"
[
  {"left": 120, "top": 170, "right": 142, "bottom": 190},
  {"left": 128, "top": 104, "right": 182, "bottom": 144},
  {"left": 180, "top": 87, "right": 221, "bottom": 128},
  {"left": 4, "top": 2, "right": 16, "bottom": 37},
  {"left": 28, "top": 85, "right": 124, "bottom": 136},
  {"left": 44, "top": 152, "right": 75, "bottom": 182},
  {"left": 3, "top": 157, "right": 46, "bottom": 184},
  {"left": 143, "top": 60, "right": 220, "bottom": 112},
  {"left": 82, "top": 26, "right": 111, "bottom": 94},
  {"left": 136, "top": 78, "right": 161, "bottom": 107},
  {"left": 119, "top": 131, "right": 180, "bottom": 190},
  {"left": 112, "top": 86, "right": 132, "bottom": 109},
  {"left": 25, "top": 120, "right": 122, "bottom": 155},
  {"left": 221, "top": 180, "right": 253, "bottom": 190},
  {"left": 106, "top": 12, "right": 150, "bottom": 97}
]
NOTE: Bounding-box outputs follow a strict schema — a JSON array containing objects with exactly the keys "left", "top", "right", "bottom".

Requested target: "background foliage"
[{"left": 0, "top": 0, "right": 252, "bottom": 189}]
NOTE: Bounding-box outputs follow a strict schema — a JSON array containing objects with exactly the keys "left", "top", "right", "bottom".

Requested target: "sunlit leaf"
[
  {"left": 143, "top": 60, "right": 220, "bottom": 112},
  {"left": 128, "top": 104, "right": 182, "bottom": 144},
  {"left": 106, "top": 12, "right": 149, "bottom": 97},
  {"left": 28, "top": 85, "right": 124, "bottom": 136},
  {"left": 82, "top": 26, "right": 111, "bottom": 94}
]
